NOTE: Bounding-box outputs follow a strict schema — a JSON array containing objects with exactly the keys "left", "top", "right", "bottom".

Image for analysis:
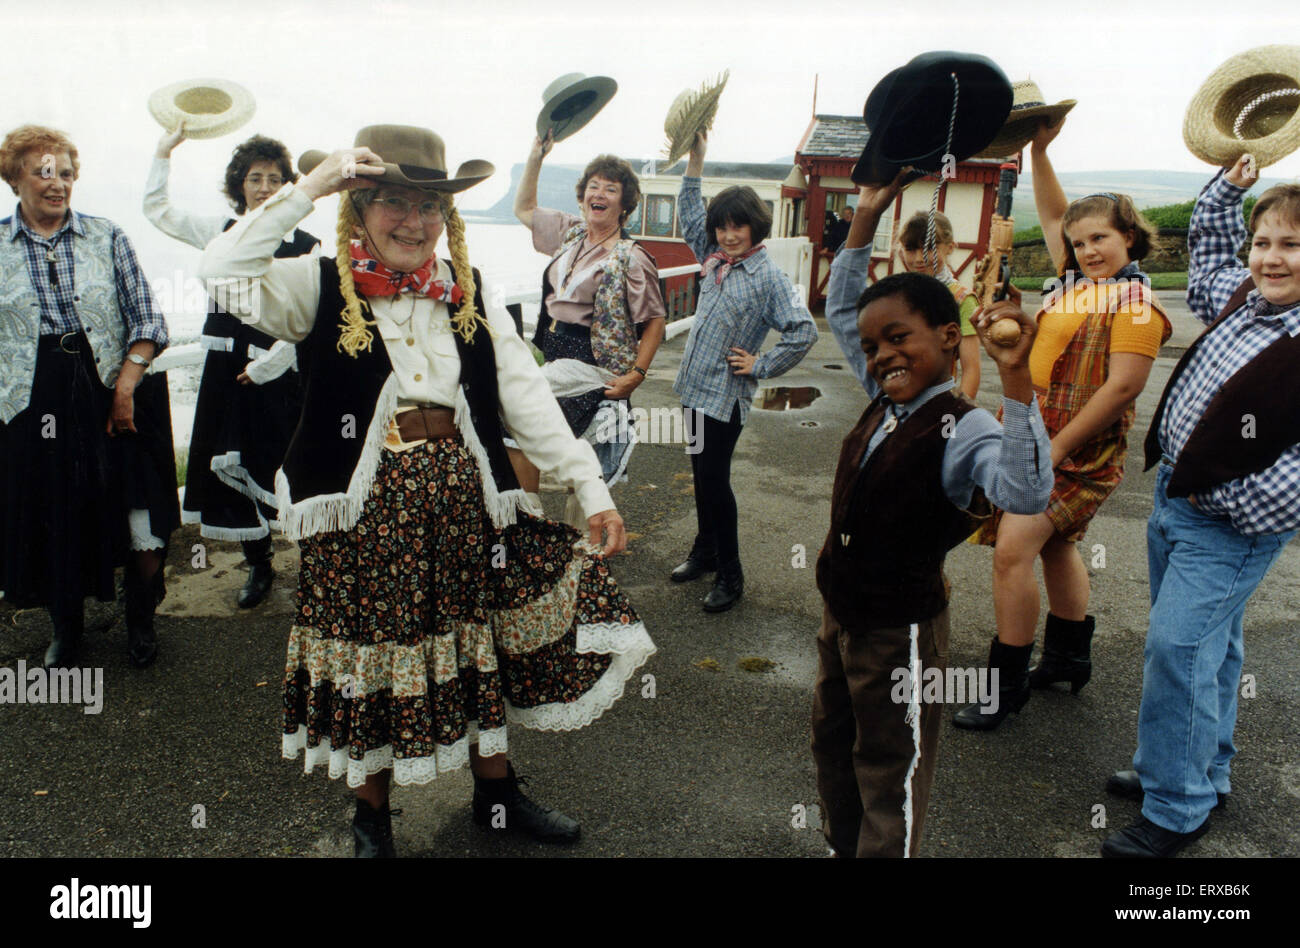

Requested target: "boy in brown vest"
[{"left": 816, "top": 181, "right": 1054, "bottom": 856}]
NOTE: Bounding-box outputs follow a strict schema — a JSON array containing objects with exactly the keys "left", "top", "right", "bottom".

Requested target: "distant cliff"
[{"left": 471, "top": 164, "right": 585, "bottom": 220}]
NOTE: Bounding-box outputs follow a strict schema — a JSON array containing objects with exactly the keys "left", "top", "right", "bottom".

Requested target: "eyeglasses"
[
  {"left": 244, "top": 173, "right": 284, "bottom": 189},
  {"left": 371, "top": 194, "right": 444, "bottom": 223}
]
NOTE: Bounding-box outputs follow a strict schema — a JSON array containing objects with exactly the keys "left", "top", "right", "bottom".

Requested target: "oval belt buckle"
[{"left": 59, "top": 331, "right": 80, "bottom": 354}]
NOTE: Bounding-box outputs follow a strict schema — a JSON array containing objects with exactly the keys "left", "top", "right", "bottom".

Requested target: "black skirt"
[
  {"left": 0, "top": 335, "right": 179, "bottom": 609},
  {"left": 181, "top": 312, "right": 303, "bottom": 540},
  {"left": 538, "top": 321, "right": 607, "bottom": 437}
]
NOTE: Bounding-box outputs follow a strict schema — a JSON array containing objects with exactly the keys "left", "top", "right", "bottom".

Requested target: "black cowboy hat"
[{"left": 852, "top": 51, "right": 1014, "bottom": 186}]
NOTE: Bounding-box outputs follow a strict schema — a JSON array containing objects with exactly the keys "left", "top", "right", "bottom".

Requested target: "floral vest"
[{"left": 534, "top": 222, "right": 640, "bottom": 374}]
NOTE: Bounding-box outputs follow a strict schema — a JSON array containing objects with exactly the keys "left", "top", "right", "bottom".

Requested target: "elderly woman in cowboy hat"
[
  {"left": 513, "top": 131, "right": 666, "bottom": 495},
  {"left": 199, "top": 124, "right": 654, "bottom": 857},
  {"left": 146, "top": 126, "right": 319, "bottom": 609},
  {"left": 0, "top": 124, "right": 178, "bottom": 670}
]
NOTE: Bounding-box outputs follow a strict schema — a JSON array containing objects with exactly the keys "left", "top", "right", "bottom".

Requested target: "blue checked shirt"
[
  {"left": 826, "top": 246, "right": 1053, "bottom": 514},
  {"left": 673, "top": 177, "right": 817, "bottom": 424},
  {"left": 1161, "top": 172, "right": 1300, "bottom": 535},
  {"left": 6, "top": 207, "right": 168, "bottom": 349}
]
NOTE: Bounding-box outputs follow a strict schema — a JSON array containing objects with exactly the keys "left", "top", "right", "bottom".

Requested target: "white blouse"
[{"left": 198, "top": 184, "right": 614, "bottom": 520}]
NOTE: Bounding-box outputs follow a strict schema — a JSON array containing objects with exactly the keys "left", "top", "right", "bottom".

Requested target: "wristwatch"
[
  {"left": 632, "top": 366, "right": 647, "bottom": 378},
  {"left": 126, "top": 353, "right": 152, "bottom": 369}
]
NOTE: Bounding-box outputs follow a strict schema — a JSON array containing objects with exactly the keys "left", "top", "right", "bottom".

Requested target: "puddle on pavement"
[{"left": 755, "top": 386, "right": 822, "bottom": 411}]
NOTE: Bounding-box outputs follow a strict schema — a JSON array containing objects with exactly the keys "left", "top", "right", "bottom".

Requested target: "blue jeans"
[{"left": 1133, "top": 463, "right": 1295, "bottom": 832}]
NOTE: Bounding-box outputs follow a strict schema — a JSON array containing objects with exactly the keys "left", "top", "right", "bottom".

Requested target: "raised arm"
[
  {"left": 1187, "top": 155, "right": 1257, "bottom": 325},
  {"left": 513, "top": 132, "right": 553, "bottom": 231},
  {"left": 143, "top": 125, "right": 227, "bottom": 249},
  {"left": 200, "top": 147, "right": 384, "bottom": 342},
  {"left": 1029, "top": 118, "right": 1070, "bottom": 273},
  {"left": 678, "top": 131, "right": 712, "bottom": 263}
]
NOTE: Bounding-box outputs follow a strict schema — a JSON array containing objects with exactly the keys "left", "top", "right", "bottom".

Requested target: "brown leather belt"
[{"left": 394, "top": 406, "right": 456, "bottom": 443}]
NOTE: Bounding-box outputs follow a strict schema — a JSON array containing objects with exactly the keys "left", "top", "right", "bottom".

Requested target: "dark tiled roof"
[
  {"left": 637, "top": 159, "right": 794, "bottom": 181},
  {"left": 801, "top": 114, "right": 867, "bottom": 158}
]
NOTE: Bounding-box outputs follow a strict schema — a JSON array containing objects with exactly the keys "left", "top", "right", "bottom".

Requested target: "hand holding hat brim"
[{"left": 298, "top": 151, "right": 493, "bottom": 193}]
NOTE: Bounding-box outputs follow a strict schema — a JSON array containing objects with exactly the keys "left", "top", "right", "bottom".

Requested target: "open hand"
[
  {"left": 587, "top": 508, "right": 627, "bottom": 556},
  {"left": 297, "top": 147, "right": 385, "bottom": 201}
]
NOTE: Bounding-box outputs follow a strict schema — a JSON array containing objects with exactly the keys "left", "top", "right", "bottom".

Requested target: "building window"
[
  {"left": 625, "top": 202, "right": 642, "bottom": 235},
  {"left": 645, "top": 195, "right": 675, "bottom": 238},
  {"left": 874, "top": 211, "right": 894, "bottom": 255}
]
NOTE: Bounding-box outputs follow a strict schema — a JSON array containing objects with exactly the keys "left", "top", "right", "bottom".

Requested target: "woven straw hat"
[
  {"left": 299, "top": 125, "right": 493, "bottom": 193},
  {"left": 536, "top": 74, "right": 618, "bottom": 143},
  {"left": 148, "top": 78, "right": 256, "bottom": 139},
  {"left": 662, "top": 71, "right": 730, "bottom": 167},
  {"left": 973, "top": 80, "right": 1076, "bottom": 159},
  {"left": 1184, "top": 45, "right": 1300, "bottom": 168}
]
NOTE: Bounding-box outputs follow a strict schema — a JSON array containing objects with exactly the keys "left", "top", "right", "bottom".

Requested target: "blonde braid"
[
  {"left": 335, "top": 193, "right": 376, "bottom": 358},
  {"left": 441, "top": 196, "right": 492, "bottom": 344}
]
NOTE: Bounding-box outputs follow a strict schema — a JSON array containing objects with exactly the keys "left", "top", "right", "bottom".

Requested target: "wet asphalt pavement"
[{"left": 2, "top": 297, "right": 1297, "bottom": 860}]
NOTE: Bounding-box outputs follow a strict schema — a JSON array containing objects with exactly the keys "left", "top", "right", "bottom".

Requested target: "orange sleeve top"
[{"left": 1029, "top": 281, "right": 1171, "bottom": 389}]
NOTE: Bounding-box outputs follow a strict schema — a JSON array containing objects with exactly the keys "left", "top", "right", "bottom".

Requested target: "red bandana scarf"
[
  {"left": 348, "top": 240, "right": 463, "bottom": 304},
  {"left": 702, "top": 244, "right": 764, "bottom": 285}
]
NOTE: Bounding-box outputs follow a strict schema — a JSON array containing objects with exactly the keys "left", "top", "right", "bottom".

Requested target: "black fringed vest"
[{"left": 279, "top": 258, "right": 519, "bottom": 517}]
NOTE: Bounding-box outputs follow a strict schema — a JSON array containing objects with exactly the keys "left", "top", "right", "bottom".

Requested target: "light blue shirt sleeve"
[
  {"left": 678, "top": 176, "right": 712, "bottom": 264},
  {"left": 942, "top": 397, "right": 1053, "bottom": 514},
  {"left": 752, "top": 270, "right": 817, "bottom": 380},
  {"left": 824, "top": 246, "right": 876, "bottom": 396}
]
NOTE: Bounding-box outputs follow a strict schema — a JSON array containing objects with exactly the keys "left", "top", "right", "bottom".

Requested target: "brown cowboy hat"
[
  {"left": 298, "top": 125, "right": 494, "bottom": 192},
  {"left": 973, "top": 80, "right": 1076, "bottom": 159}
]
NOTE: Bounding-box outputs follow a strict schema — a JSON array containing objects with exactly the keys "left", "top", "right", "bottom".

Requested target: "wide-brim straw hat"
[
  {"left": 148, "top": 78, "right": 256, "bottom": 139},
  {"left": 1184, "top": 45, "right": 1300, "bottom": 168},
  {"left": 662, "top": 71, "right": 730, "bottom": 166},
  {"left": 537, "top": 74, "right": 618, "bottom": 143},
  {"left": 298, "top": 125, "right": 493, "bottom": 193},
  {"left": 852, "top": 52, "right": 1012, "bottom": 186},
  {"left": 972, "top": 80, "right": 1076, "bottom": 159}
]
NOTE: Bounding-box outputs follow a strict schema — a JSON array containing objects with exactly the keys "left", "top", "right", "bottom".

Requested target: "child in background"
[
  {"left": 1102, "top": 154, "right": 1300, "bottom": 857},
  {"left": 896, "top": 211, "right": 981, "bottom": 398},
  {"left": 671, "top": 130, "right": 817, "bottom": 613},
  {"left": 817, "top": 173, "right": 1052, "bottom": 856},
  {"left": 952, "top": 117, "right": 1172, "bottom": 730}
]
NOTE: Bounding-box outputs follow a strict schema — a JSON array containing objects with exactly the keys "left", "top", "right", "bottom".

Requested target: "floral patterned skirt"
[{"left": 280, "top": 436, "right": 655, "bottom": 787}]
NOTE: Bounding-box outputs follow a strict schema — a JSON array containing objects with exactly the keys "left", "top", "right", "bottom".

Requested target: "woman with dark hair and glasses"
[{"left": 146, "top": 127, "right": 319, "bottom": 608}]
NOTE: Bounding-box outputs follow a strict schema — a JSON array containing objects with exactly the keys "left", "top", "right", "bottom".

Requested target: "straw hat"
[
  {"left": 972, "top": 80, "right": 1076, "bottom": 159},
  {"left": 852, "top": 52, "right": 1012, "bottom": 186},
  {"left": 536, "top": 74, "right": 618, "bottom": 143},
  {"left": 148, "top": 78, "right": 256, "bottom": 139},
  {"left": 662, "top": 71, "right": 730, "bottom": 166},
  {"left": 298, "top": 125, "right": 493, "bottom": 193},
  {"left": 1184, "top": 45, "right": 1300, "bottom": 168}
]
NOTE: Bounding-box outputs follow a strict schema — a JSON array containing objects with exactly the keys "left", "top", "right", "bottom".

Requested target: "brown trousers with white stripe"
[{"left": 812, "top": 605, "right": 948, "bottom": 858}]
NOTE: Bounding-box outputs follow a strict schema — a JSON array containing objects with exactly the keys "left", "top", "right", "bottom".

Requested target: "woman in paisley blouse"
[{"left": 513, "top": 132, "right": 666, "bottom": 494}]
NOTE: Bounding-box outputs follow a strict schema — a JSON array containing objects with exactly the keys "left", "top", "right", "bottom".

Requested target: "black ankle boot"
[
  {"left": 1029, "top": 614, "right": 1094, "bottom": 693},
  {"left": 952, "top": 638, "right": 1033, "bottom": 730},
  {"left": 472, "top": 764, "right": 580, "bottom": 843},
  {"left": 238, "top": 539, "right": 275, "bottom": 609},
  {"left": 44, "top": 608, "right": 83, "bottom": 669},
  {"left": 702, "top": 559, "right": 743, "bottom": 613},
  {"left": 352, "top": 798, "right": 397, "bottom": 857},
  {"left": 124, "top": 571, "right": 158, "bottom": 669},
  {"left": 670, "top": 535, "right": 717, "bottom": 583}
]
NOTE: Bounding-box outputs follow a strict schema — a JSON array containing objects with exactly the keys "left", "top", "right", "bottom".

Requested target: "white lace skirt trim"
[{"left": 282, "top": 723, "right": 510, "bottom": 788}]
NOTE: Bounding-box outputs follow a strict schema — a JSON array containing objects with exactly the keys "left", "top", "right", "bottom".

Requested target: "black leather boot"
[
  {"left": 43, "top": 605, "right": 83, "bottom": 669},
  {"left": 702, "top": 559, "right": 744, "bottom": 613},
  {"left": 472, "top": 764, "right": 580, "bottom": 843},
  {"left": 670, "top": 535, "right": 717, "bottom": 583},
  {"left": 238, "top": 538, "right": 274, "bottom": 609},
  {"left": 951, "top": 638, "right": 1032, "bottom": 730},
  {"left": 1029, "top": 613, "right": 1094, "bottom": 693},
  {"left": 352, "top": 798, "right": 397, "bottom": 857},
  {"left": 124, "top": 569, "right": 159, "bottom": 669}
]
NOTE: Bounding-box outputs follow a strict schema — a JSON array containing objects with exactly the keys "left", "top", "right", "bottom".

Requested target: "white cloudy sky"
[{"left": 5, "top": 0, "right": 1297, "bottom": 288}]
